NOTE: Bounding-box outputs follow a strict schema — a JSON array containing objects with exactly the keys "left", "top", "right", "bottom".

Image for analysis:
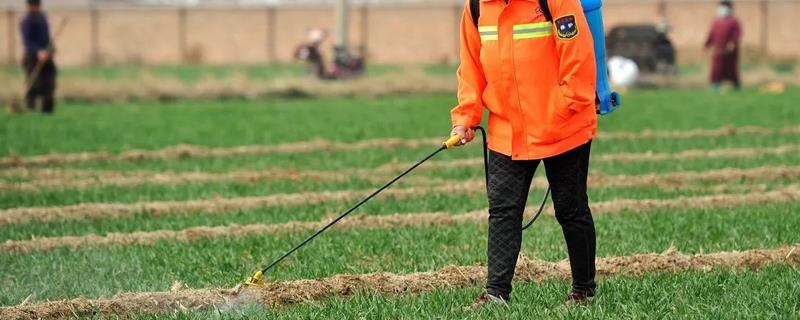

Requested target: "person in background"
[
  {"left": 653, "top": 0, "right": 676, "bottom": 75},
  {"left": 20, "top": 0, "right": 57, "bottom": 114},
  {"left": 294, "top": 29, "right": 334, "bottom": 80},
  {"left": 655, "top": 0, "right": 671, "bottom": 35},
  {"left": 705, "top": 0, "right": 741, "bottom": 92}
]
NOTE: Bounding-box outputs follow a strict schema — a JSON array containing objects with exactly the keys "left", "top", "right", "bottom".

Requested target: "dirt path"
[
  {"left": 2, "top": 165, "right": 799, "bottom": 226},
  {"left": 2, "top": 245, "right": 797, "bottom": 320},
  {"left": 4, "top": 184, "right": 799, "bottom": 253},
  {"left": 1, "top": 125, "right": 795, "bottom": 168}
]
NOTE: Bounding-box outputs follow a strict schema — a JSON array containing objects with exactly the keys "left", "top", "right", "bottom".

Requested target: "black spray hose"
[
  {"left": 473, "top": 126, "right": 550, "bottom": 231},
  {"left": 257, "top": 143, "right": 448, "bottom": 277},
  {"left": 242, "top": 135, "right": 463, "bottom": 287},
  {"left": 523, "top": 185, "right": 550, "bottom": 231},
  {"left": 474, "top": 126, "right": 490, "bottom": 191}
]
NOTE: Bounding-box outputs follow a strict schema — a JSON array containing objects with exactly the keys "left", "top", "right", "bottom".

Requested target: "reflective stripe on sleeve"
[
  {"left": 512, "top": 22, "right": 552, "bottom": 39},
  {"left": 478, "top": 25, "right": 498, "bottom": 41}
]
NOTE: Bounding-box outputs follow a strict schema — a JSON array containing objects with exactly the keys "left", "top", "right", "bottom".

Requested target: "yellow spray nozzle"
[
  {"left": 243, "top": 270, "right": 265, "bottom": 288},
  {"left": 443, "top": 135, "right": 461, "bottom": 149}
]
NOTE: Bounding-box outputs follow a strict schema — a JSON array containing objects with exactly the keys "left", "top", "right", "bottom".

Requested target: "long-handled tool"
[
  {"left": 5, "top": 17, "right": 69, "bottom": 114},
  {"left": 242, "top": 134, "right": 464, "bottom": 288}
]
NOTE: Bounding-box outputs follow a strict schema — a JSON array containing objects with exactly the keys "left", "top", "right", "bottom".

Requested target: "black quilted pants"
[
  {"left": 485, "top": 141, "right": 596, "bottom": 300},
  {"left": 23, "top": 53, "right": 57, "bottom": 113}
]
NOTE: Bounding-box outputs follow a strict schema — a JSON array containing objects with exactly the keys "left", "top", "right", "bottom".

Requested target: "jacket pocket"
[
  {"left": 553, "top": 87, "right": 575, "bottom": 121},
  {"left": 537, "top": 86, "right": 576, "bottom": 144}
]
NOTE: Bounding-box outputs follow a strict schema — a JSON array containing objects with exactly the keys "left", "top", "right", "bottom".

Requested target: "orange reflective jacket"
[{"left": 451, "top": 0, "right": 597, "bottom": 160}]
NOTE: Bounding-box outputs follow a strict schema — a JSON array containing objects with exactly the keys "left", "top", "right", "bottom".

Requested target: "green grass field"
[{"left": 1, "top": 87, "right": 799, "bottom": 319}]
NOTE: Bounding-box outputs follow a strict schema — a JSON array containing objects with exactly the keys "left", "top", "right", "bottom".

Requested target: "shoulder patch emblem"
[{"left": 555, "top": 15, "right": 578, "bottom": 40}]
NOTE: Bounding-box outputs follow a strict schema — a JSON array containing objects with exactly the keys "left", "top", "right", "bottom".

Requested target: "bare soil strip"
[
  {"left": 599, "top": 125, "right": 774, "bottom": 140},
  {"left": 0, "top": 168, "right": 100, "bottom": 179},
  {"left": 0, "top": 211, "right": 483, "bottom": 253},
  {"left": 2, "top": 245, "right": 798, "bottom": 320},
  {"left": 586, "top": 165, "right": 800, "bottom": 189},
  {"left": 4, "top": 184, "right": 799, "bottom": 253},
  {"left": 0, "top": 168, "right": 347, "bottom": 192},
  {"left": 593, "top": 145, "right": 800, "bottom": 163},
  {"left": 376, "top": 144, "right": 800, "bottom": 173},
  {"left": 0, "top": 138, "right": 441, "bottom": 168},
  {"left": 782, "top": 126, "right": 800, "bottom": 135},
  {"left": 2, "top": 165, "right": 799, "bottom": 226},
  {"left": 0, "top": 183, "right": 479, "bottom": 226},
  {"left": 2, "top": 125, "right": 797, "bottom": 168}
]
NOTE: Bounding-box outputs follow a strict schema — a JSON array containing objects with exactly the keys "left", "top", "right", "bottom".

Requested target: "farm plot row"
[
  {"left": 2, "top": 158, "right": 798, "bottom": 240},
  {"left": 2, "top": 90, "right": 799, "bottom": 318},
  {"left": 2, "top": 125, "right": 796, "bottom": 168},
  {"left": 2, "top": 90, "right": 799, "bottom": 157},
  {"left": 2, "top": 197, "right": 799, "bottom": 305},
  {"left": 1, "top": 128, "right": 799, "bottom": 208},
  {"left": 2, "top": 245, "right": 797, "bottom": 320}
]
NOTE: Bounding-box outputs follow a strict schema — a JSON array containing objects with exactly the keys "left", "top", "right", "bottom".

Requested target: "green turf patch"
[
  {"left": 4, "top": 174, "right": 795, "bottom": 241},
  {"left": 1, "top": 89, "right": 799, "bottom": 157},
  {"left": 1, "top": 202, "right": 798, "bottom": 305},
  {"left": 9, "top": 134, "right": 797, "bottom": 178},
  {"left": 1, "top": 84, "right": 799, "bottom": 318},
  {"left": 6, "top": 153, "right": 796, "bottom": 208}
]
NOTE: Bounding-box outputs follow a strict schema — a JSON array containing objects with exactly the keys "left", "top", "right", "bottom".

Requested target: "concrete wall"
[
  {"left": 0, "top": 0, "right": 797, "bottom": 66},
  {"left": 765, "top": 0, "right": 800, "bottom": 59}
]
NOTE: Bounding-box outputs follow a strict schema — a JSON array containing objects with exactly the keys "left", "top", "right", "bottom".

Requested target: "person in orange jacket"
[{"left": 449, "top": 0, "right": 598, "bottom": 307}]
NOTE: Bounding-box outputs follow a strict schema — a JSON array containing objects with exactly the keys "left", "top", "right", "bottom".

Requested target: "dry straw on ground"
[
  {"left": 2, "top": 245, "right": 797, "bottom": 320},
  {"left": 0, "top": 138, "right": 441, "bottom": 168},
  {"left": 4, "top": 184, "right": 799, "bottom": 253},
  {"left": 1, "top": 125, "right": 796, "bottom": 168},
  {"left": 377, "top": 144, "right": 800, "bottom": 173},
  {"left": 0, "top": 183, "right": 477, "bottom": 226},
  {"left": 0, "top": 168, "right": 348, "bottom": 192},
  {"left": 3, "top": 152, "right": 798, "bottom": 193}
]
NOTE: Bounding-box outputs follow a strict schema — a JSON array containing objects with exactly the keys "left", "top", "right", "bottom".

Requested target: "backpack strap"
[
  {"left": 538, "top": 0, "right": 553, "bottom": 22},
  {"left": 470, "top": 0, "right": 481, "bottom": 28},
  {"left": 469, "top": 0, "right": 553, "bottom": 29}
]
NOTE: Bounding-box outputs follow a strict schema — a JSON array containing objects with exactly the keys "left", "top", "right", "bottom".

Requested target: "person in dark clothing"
[
  {"left": 20, "top": 0, "right": 57, "bottom": 113},
  {"left": 705, "top": 0, "right": 741, "bottom": 92},
  {"left": 451, "top": 0, "right": 599, "bottom": 308}
]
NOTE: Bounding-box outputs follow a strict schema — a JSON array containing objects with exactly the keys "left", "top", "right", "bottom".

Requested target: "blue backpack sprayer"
[
  {"left": 583, "top": 0, "right": 622, "bottom": 115},
  {"left": 241, "top": 0, "right": 620, "bottom": 288}
]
